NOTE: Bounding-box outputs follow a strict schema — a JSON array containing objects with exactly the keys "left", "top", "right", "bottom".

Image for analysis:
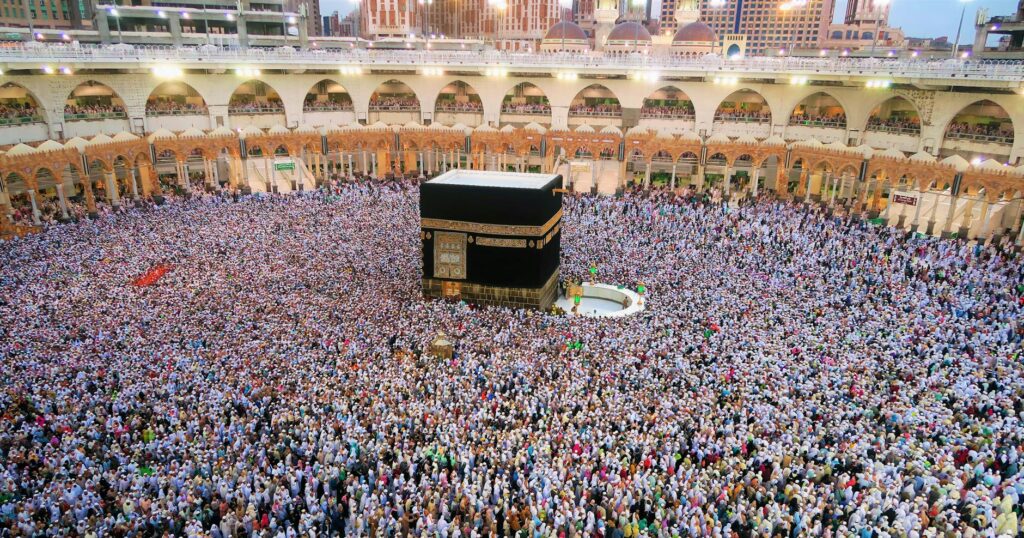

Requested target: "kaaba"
[{"left": 420, "top": 170, "right": 563, "bottom": 310}]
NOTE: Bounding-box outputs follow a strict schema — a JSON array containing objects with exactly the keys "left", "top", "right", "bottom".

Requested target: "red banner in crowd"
[{"left": 133, "top": 264, "right": 173, "bottom": 287}]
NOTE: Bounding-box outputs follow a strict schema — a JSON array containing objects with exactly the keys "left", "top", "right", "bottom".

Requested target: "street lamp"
[
  {"left": 558, "top": 0, "right": 571, "bottom": 51},
  {"left": 21, "top": 0, "right": 35, "bottom": 41},
  {"left": 779, "top": 1, "right": 797, "bottom": 57},
  {"left": 487, "top": 0, "right": 506, "bottom": 46},
  {"left": 108, "top": 5, "right": 123, "bottom": 44},
  {"left": 869, "top": 0, "right": 891, "bottom": 57},
  {"left": 631, "top": 0, "right": 644, "bottom": 51},
  {"left": 952, "top": 0, "right": 972, "bottom": 59},
  {"left": 349, "top": 0, "right": 361, "bottom": 38},
  {"left": 417, "top": 0, "right": 433, "bottom": 42}
]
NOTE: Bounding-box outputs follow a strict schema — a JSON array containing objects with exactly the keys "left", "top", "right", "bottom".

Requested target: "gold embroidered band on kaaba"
[{"left": 422, "top": 209, "right": 562, "bottom": 238}]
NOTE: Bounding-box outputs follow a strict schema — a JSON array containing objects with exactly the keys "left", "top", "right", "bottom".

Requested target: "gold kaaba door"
[{"left": 441, "top": 281, "right": 462, "bottom": 298}]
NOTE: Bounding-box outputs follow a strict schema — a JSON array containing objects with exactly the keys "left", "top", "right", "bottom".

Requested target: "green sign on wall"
[{"left": 274, "top": 161, "right": 295, "bottom": 171}]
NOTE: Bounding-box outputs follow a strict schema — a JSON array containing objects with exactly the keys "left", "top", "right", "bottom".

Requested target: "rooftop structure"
[{"left": 974, "top": 0, "right": 1024, "bottom": 59}]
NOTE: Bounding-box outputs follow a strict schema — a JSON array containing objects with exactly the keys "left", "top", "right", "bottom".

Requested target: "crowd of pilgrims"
[
  {"left": 145, "top": 102, "right": 210, "bottom": 116},
  {"left": 227, "top": 100, "right": 286, "bottom": 114},
  {"left": 1, "top": 177, "right": 1023, "bottom": 538},
  {"left": 63, "top": 104, "right": 126, "bottom": 118},
  {"left": 713, "top": 111, "right": 771, "bottom": 123},
  {"left": 0, "top": 104, "right": 40, "bottom": 122},
  {"left": 304, "top": 101, "right": 355, "bottom": 112},
  {"left": 568, "top": 104, "right": 623, "bottom": 117},
  {"left": 867, "top": 117, "right": 922, "bottom": 134},
  {"left": 945, "top": 123, "right": 1014, "bottom": 142},
  {"left": 788, "top": 114, "right": 848, "bottom": 128}
]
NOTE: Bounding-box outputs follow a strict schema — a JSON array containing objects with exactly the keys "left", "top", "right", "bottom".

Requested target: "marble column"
[
  {"left": 644, "top": 163, "right": 651, "bottom": 189},
  {"left": 55, "top": 184, "right": 69, "bottom": 219},
  {"left": 910, "top": 195, "right": 923, "bottom": 232},
  {"left": 943, "top": 194, "right": 959, "bottom": 235},
  {"left": 723, "top": 166, "right": 732, "bottom": 195},
  {"left": 751, "top": 169, "right": 759, "bottom": 197},
  {"left": 670, "top": 165, "right": 677, "bottom": 191},
  {"left": 958, "top": 197, "right": 977, "bottom": 236},
  {"left": 129, "top": 169, "right": 139, "bottom": 199},
  {"left": 82, "top": 180, "right": 97, "bottom": 215},
  {"left": 977, "top": 201, "right": 993, "bottom": 240},
  {"left": 105, "top": 172, "right": 120, "bottom": 206},
  {"left": 27, "top": 189, "right": 41, "bottom": 224}
]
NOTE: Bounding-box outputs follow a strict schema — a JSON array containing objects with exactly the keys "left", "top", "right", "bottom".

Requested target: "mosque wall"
[{"left": 1, "top": 72, "right": 1021, "bottom": 163}]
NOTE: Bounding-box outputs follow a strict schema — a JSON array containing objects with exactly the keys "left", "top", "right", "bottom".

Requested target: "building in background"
[
  {"left": 573, "top": 0, "right": 596, "bottom": 36},
  {"left": 695, "top": 0, "right": 834, "bottom": 56},
  {"left": 822, "top": 0, "right": 904, "bottom": 54},
  {"left": 420, "top": 0, "right": 561, "bottom": 48},
  {"left": 284, "top": 0, "right": 321, "bottom": 38},
  {"left": 93, "top": 0, "right": 306, "bottom": 47},
  {"left": 973, "top": 0, "right": 1024, "bottom": 59},
  {"left": 360, "top": 0, "right": 417, "bottom": 38},
  {"left": 0, "top": 0, "right": 92, "bottom": 32}
]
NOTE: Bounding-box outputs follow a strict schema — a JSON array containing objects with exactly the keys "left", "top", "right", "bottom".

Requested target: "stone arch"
[
  {"left": 676, "top": 150, "right": 699, "bottom": 163},
  {"left": 568, "top": 84, "right": 622, "bottom": 120},
  {"left": 788, "top": 91, "right": 847, "bottom": 128},
  {"left": 303, "top": 79, "right": 354, "bottom": 112},
  {"left": 0, "top": 81, "right": 48, "bottom": 124},
  {"left": 731, "top": 153, "right": 755, "bottom": 168},
  {"left": 939, "top": 99, "right": 1014, "bottom": 148},
  {"left": 228, "top": 80, "right": 285, "bottom": 114},
  {"left": 3, "top": 172, "right": 34, "bottom": 209},
  {"left": 500, "top": 82, "right": 551, "bottom": 123},
  {"left": 641, "top": 86, "right": 695, "bottom": 120},
  {"left": 434, "top": 80, "right": 483, "bottom": 114},
  {"left": 714, "top": 89, "right": 771, "bottom": 124},
  {"left": 145, "top": 81, "right": 208, "bottom": 116},
  {"left": 863, "top": 96, "right": 921, "bottom": 135},
  {"left": 64, "top": 81, "right": 127, "bottom": 119},
  {"left": 368, "top": 79, "right": 420, "bottom": 113}
]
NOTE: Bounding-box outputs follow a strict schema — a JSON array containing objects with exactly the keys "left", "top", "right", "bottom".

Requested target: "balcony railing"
[
  {"left": 501, "top": 105, "right": 551, "bottom": 115},
  {"left": 64, "top": 111, "right": 127, "bottom": 120},
  {"left": 369, "top": 104, "right": 420, "bottom": 112},
  {"left": 303, "top": 104, "right": 354, "bottom": 112},
  {"left": 145, "top": 108, "right": 209, "bottom": 116},
  {"left": 788, "top": 119, "right": 847, "bottom": 129},
  {"left": 2, "top": 44, "right": 1022, "bottom": 82},
  {"left": 714, "top": 115, "right": 771, "bottom": 124},
  {"left": 945, "top": 131, "right": 1014, "bottom": 145},
  {"left": 640, "top": 110, "right": 695, "bottom": 120},
  {"left": 228, "top": 106, "right": 284, "bottom": 114},
  {"left": 570, "top": 108, "right": 622, "bottom": 118},
  {"left": 866, "top": 124, "right": 920, "bottom": 136},
  {"left": 435, "top": 104, "right": 483, "bottom": 113},
  {"left": 0, "top": 115, "right": 43, "bottom": 125}
]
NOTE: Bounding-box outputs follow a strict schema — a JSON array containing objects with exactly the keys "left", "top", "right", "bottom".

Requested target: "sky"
[
  {"left": 319, "top": 0, "right": 1020, "bottom": 42},
  {"left": 837, "top": 0, "right": 1018, "bottom": 40}
]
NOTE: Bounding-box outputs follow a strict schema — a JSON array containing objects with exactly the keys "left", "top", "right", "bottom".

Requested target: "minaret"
[
  {"left": 675, "top": 0, "right": 699, "bottom": 26},
  {"left": 594, "top": 0, "right": 618, "bottom": 50}
]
